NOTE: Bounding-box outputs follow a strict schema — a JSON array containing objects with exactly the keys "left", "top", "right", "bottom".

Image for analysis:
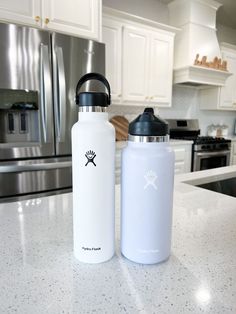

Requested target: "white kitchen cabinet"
[
  {"left": 230, "top": 140, "right": 236, "bottom": 165},
  {"left": 0, "top": 0, "right": 41, "bottom": 27},
  {"left": 42, "top": 0, "right": 101, "bottom": 40},
  {"left": 200, "top": 43, "right": 236, "bottom": 111},
  {"left": 122, "top": 25, "right": 149, "bottom": 103},
  {"left": 149, "top": 32, "right": 173, "bottom": 106},
  {"left": 220, "top": 47, "right": 236, "bottom": 108},
  {"left": 102, "top": 8, "right": 176, "bottom": 107},
  {"left": 0, "top": 0, "right": 101, "bottom": 40},
  {"left": 170, "top": 142, "right": 192, "bottom": 174},
  {"left": 115, "top": 142, "right": 125, "bottom": 185},
  {"left": 102, "top": 17, "right": 122, "bottom": 102},
  {"left": 122, "top": 25, "right": 173, "bottom": 106},
  {"left": 232, "top": 155, "right": 236, "bottom": 165}
]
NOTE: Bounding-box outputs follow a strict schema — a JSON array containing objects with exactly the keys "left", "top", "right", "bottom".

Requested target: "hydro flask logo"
[
  {"left": 144, "top": 170, "right": 157, "bottom": 190},
  {"left": 85, "top": 150, "right": 96, "bottom": 167}
]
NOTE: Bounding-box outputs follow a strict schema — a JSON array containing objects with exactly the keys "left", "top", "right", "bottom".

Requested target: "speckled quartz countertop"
[{"left": 1, "top": 166, "right": 236, "bottom": 313}]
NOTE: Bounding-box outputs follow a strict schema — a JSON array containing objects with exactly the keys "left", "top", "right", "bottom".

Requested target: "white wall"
[
  {"left": 159, "top": 86, "right": 236, "bottom": 136},
  {"left": 103, "top": 0, "right": 169, "bottom": 24}
]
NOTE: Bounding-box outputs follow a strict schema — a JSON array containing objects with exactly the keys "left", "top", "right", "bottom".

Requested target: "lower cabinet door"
[
  {"left": 171, "top": 145, "right": 192, "bottom": 174},
  {"left": 232, "top": 155, "right": 236, "bottom": 165},
  {"left": 174, "top": 161, "right": 185, "bottom": 174}
]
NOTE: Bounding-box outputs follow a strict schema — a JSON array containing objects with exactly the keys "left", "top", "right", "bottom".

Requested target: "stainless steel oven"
[
  {"left": 167, "top": 119, "right": 231, "bottom": 172},
  {"left": 193, "top": 149, "right": 231, "bottom": 171}
]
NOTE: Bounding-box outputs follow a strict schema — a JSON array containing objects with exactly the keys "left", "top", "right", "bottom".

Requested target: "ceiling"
[{"left": 161, "top": 0, "right": 236, "bottom": 29}]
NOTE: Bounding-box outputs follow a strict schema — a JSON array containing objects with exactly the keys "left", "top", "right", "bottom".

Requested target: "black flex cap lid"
[
  {"left": 75, "top": 73, "right": 111, "bottom": 107},
  {"left": 77, "top": 92, "right": 109, "bottom": 107},
  {"left": 129, "top": 108, "right": 169, "bottom": 136}
]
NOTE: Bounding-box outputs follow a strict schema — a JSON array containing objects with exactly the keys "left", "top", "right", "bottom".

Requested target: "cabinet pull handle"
[
  {"left": 35, "top": 16, "right": 40, "bottom": 22},
  {"left": 45, "top": 18, "right": 50, "bottom": 25},
  {"left": 145, "top": 96, "right": 149, "bottom": 100},
  {"left": 150, "top": 96, "right": 153, "bottom": 100},
  {"left": 118, "top": 94, "right": 121, "bottom": 97}
]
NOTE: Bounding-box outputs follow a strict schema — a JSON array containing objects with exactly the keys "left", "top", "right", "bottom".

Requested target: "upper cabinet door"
[
  {"left": 149, "top": 32, "right": 173, "bottom": 106},
  {"left": 122, "top": 26, "right": 149, "bottom": 102},
  {"left": 102, "top": 18, "right": 122, "bottom": 102},
  {"left": 42, "top": 0, "right": 101, "bottom": 40},
  {"left": 219, "top": 50, "right": 236, "bottom": 108},
  {"left": 0, "top": 0, "right": 41, "bottom": 27}
]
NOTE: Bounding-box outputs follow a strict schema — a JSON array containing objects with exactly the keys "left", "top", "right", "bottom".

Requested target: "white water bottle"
[
  {"left": 72, "top": 73, "right": 115, "bottom": 263},
  {"left": 121, "top": 108, "right": 175, "bottom": 264}
]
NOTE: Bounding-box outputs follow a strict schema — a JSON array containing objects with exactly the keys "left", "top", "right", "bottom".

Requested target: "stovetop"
[
  {"left": 171, "top": 135, "right": 231, "bottom": 152},
  {"left": 167, "top": 119, "right": 231, "bottom": 151}
]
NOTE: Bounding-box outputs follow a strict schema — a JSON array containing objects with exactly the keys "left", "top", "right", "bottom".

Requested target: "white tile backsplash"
[
  {"left": 108, "top": 104, "right": 150, "bottom": 122},
  {"left": 159, "top": 86, "right": 236, "bottom": 136},
  {"left": 109, "top": 86, "right": 236, "bottom": 136}
]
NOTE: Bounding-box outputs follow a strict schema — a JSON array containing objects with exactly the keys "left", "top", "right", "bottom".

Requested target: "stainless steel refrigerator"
[{"left": 0, "top": 22, "right": 105, "bottom": 200}]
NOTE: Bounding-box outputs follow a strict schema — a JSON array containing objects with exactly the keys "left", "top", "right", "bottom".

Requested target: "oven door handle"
[{"left": 195, "top": 150, "right": 230, "bottom": 157}]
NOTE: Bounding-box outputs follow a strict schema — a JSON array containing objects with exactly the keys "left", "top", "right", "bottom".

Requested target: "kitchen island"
[{"left": 0, "top": 166, "right": 236, "bottom": 313}]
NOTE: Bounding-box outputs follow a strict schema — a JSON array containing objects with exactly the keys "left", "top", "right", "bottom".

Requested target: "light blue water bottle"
[{"left": 121, "top": 108, "right": 175, "bottom": 264}]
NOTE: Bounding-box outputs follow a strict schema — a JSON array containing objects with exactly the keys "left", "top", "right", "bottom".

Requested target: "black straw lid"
[{"left": 129, "top": 108, "right": 169, "bottom": 136}]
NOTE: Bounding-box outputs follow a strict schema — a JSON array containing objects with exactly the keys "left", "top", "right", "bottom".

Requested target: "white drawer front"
[
  {"left": 115, "top": 149, "right": 122, "bottom": 184},
  {"left": 232, "top": 142, "right": 236, "bottom": 155},
  {"left": 115, "top": 169, "right": 120, "bottom": 185},
  {"left": 174, "top": 161, "right": 185, "bottom": 174},
  {"left": 173, "top": 148, "right": 185, "bottom": 161},
  {"left": 232, "top": 155, "right": 236, "bottom": 165}
]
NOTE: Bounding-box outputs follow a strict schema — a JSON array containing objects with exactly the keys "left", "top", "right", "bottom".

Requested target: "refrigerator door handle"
[
  {"left": 40, "top": 44, "right": 53, "bottom": 143},
  {"left": 55, "top": 46, "right": 66, "bottom": 142},
  {"left": 0, "top": 161, "right": 71, "bottom": 173}
]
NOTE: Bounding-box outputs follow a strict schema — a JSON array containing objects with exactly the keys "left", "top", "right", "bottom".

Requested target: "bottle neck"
[
  {"left": 128, "top": 135, "right": 169, "bottom": 143},
  {"left": 78, "top": 106, "right": 108, "bottom": 121},
  {"left": 78, "top": 106, "right": 107, "bottom": 113}
]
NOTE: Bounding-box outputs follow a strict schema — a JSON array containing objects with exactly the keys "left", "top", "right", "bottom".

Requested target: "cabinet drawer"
[
  {"left": 232, "top": 142, "right": 236, "bottom": 154},
  {"left": 174, "top": 161, "right": 185, "bottom": 174},
  {"left": 232, "top": 155, "right": 236, "bottom": 165},
  {"left": 115, "top": 169, "right": 120, "bottom": 185},
  {"left": 115, "top": 154, "right": 121, "bottom": 167},
  {"left": 115, "top": 149, "right": 122, "bottom": 170},
  {"left": 173, "top": 148, "right": 185, "bottom": 161}
]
